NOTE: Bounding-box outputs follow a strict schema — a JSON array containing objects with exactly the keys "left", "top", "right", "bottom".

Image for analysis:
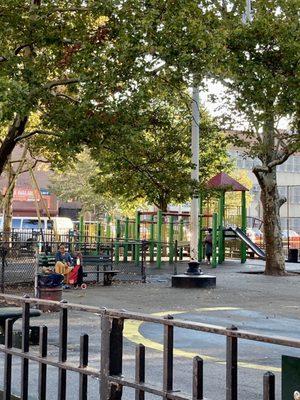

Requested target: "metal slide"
[{"left": 230, "top": 227, "right": 266, "bottom": 260}]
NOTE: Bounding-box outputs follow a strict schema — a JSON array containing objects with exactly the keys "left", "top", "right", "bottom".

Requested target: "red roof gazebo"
[{"left": 206, "top": 172, "right": 248, "bottom": 192}]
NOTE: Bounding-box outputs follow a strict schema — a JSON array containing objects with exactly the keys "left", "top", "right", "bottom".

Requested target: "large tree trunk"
[
  {"left": 0, "top": 115, "right": 28, "bottom": 177},
  {"left": 259, "top": 169, "right": 285, "bottom": 275}
]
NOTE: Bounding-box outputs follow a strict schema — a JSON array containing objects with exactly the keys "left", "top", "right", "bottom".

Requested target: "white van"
[{"left": 0, "top": 216, "right": 73, "bottom": 235}]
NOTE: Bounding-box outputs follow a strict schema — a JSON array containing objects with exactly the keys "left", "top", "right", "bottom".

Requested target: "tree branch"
[
  {"left": 15, "top": 129, "right": 61, "bottom": 142},
  {"left": 52, "top": 93, "right": 79, "bottom": 103},
  {"left": 279, "top": 197, "right": 287, "bottom": 208},
  {"left": 267, "top": 149, "right": 295, "bottom": 169},
  {"left": 44, "top": 78, "right": 80, "bottom": 90}
]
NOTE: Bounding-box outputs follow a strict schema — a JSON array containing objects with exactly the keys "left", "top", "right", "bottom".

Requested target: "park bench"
[
  {"left": 82, "top": 254, "right": 119, "bottom": 286},
  {"left": 0, "top": 307, "right": 41, "bottom": 346},
  {"left": 38, "top": 253, "right": 119, "bottom": 286},
  {"left": 38, "top": 254, "right": 56, "bottom": 270}
]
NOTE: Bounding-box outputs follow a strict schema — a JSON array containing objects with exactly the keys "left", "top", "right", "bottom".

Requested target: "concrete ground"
[{"left": 2, "top": 258, "right": 300, "bottom": 399}]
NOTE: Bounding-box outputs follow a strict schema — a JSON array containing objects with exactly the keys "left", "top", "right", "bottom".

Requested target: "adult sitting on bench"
[{"left": 55, "top": 244, "right": 73, "bottom": 285}]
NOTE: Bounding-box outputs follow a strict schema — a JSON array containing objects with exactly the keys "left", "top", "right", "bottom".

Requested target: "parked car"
[
  {"left": 281, "top": 230, "right": 300, "bottom": 248},
  {"left": 246, "top": 227, "right": 263, "bottom": 244},
  {"left": 0, "top": 216, "right": 73, "bottom": 242}
]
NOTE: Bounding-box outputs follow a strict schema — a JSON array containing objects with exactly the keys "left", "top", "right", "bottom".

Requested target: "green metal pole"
[
  {"left": 218, "top": 191, "right": 225, "bottom": 264},
  {"left": 106, "top": 215, "right": 111, "bottom": 240},
  {"left": 156, "top": 210, "right": 163, "bottom": 268},
  {"left": 198, "top": 195, "right": 203, "bottom": 261},
  {"left": 168, "top": 215, "right": 174, "bottom": 264},
  {"left": 124, "top": 217, "right": 129, "bottom": 262},
  {"left": 179, "top": 218, "right": 184, "bottom": 261},
  {"left": 135, "top": 211, "right": 141, "bottom": 265},
  {"left": 115, "top": 218, "right": 121, "bottom": 263},
  {"left": 79, "top": 215, "right": 84, "bottom": 250},
  {"left": 241, "top": 191, "right": 247, "bottom": 263},
  {"left": 212, "top": 212, "right": 218, "bottom": 268},
  {"left": 131, "top": 219, "right": 135, "bottom": 261},
  {"left": 149, "top": 215, "right": 155, "bottom": 262}
]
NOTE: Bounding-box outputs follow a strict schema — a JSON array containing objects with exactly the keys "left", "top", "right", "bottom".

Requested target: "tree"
[
  {"left": 218, "top": 0, "right": 300, "bottom": 275},
  {"left": 49, "top": 151, "right": 144, "bottom": 218},
  {"left": 0, "top": 0, "right": 121, "bottom": 176},
  {"left": 107, "top": 0, "right": 299, "bottom": 275},
  {"left": 90, "top": 88, "right": 231, "bottom": 210}
]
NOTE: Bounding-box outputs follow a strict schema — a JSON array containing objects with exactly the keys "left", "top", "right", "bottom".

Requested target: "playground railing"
[{"left": 0, "top": 293, "right": 296, "bottom": 399}]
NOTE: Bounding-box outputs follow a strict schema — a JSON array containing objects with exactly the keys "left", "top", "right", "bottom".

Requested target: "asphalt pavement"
[{"left": 2, "top": 258, "right": 300, "bottom": 399}]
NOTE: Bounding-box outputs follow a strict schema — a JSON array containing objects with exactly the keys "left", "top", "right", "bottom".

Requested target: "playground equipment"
[
  {"left": 75, "top": 173, "right": 267, "bottom": 268},
  {"left": 204, "top": 172, "right": 266, "bottom": 266}
]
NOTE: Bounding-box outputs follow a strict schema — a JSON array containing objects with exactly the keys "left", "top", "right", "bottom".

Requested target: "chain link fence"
[{"left": 0, "top": 239, "right": 154, "bottom": 291}]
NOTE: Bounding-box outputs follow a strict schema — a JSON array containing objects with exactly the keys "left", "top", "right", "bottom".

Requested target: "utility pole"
[
  {"left": 242, "top": 0, "right": 254, "bottom": 24},
  {"left": 190, "top": 85, "right": 200, "bottom": 260}
]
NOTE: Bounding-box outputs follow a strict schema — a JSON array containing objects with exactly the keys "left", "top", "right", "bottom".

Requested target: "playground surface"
[{"left": 4, "top": 259, "right": 300, "bottom": 399}]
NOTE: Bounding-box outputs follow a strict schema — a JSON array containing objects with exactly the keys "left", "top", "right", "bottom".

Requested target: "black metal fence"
[{"left": 0, "top": 294, "right": 299, "bottom": 399}]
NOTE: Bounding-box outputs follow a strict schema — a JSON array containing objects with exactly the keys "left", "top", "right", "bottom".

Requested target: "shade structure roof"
[{"left": 206, "top": 172, "right": 248, "bottom": 192}]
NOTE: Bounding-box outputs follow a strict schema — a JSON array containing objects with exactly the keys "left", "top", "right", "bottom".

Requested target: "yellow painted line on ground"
[{"left": 123, "top": 308, "right": 281, "bottom": 373}]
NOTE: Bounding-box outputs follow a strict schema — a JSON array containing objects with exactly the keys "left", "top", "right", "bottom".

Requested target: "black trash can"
[{"left": 288, "top": 249, "right": 299, "bottom": 263}]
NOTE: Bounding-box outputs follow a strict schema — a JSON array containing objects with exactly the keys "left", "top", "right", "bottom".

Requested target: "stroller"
[{"left": 69, "top": 253, "right": 86, "bottom": 289}]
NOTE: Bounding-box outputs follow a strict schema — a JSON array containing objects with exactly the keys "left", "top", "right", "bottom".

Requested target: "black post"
[
  {"left": 79, "top": 334, "right": 89, "bottom": 400},
  {"left": 3, "top": 318, "right": 13, "bottom": 400},
  {"left": 135, "top": 344, "right": 145, "bottom": 400},
  {"left": 38, "top": 326, "right": 48, "bottom": 400},
  {"left": 193, "top": 356, "right": 203, "bottom": 400},
  {"left": 1, "top": 246, "right": 6, "bottom": 293},
  {"left": 163, "top": 315, "right": 174, "bottom": 398},
  {"left": 58, "top": 306, "right": 68, "bottom": 400},
  {"left": 21, "top": 301, "right": 30, "bottom": 400},
  {"left": 263, "top": 372, "right": 275, "bottom": 400},
  {"left": 100, "top": 315, "right": 124, "bottom": 400},
  {"left": 226, "top": 325, "right": 238, "bottom": 400}
]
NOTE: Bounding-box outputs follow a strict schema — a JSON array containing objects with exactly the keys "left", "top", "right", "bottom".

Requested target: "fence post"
[
  {"left": 163, "top": 315, "right": 174, "bottom": 398},
  {"left": 263, "top": 372, "right": 275, "bottom": 400},
  {"left": 100, "top": 314, "right": 124, "bottom": 400},
  {"left": 226, "top": 325, "right": 238, "bottom": 400},
  {"left": 1, "top": 246, "right": 6, "bottom": 293},
  {"left": 135, "top": 344, "right": 145, "bottom": 400},
  {"left": 193, "top": 356, "right": 203, "bottom": 400}
]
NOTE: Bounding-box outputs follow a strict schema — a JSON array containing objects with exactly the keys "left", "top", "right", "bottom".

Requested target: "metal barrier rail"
[{"left": 0, "top": 294, "right": 299, "bottom": 399}]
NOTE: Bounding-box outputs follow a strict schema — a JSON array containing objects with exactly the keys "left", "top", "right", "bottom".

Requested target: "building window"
[
  {"left": 290, "top": 218, "right": 300, "bottom": 234},
  {"left": 278, "top": 186, "right": 287, "bottom": 198},
  {"left": 294, "top": 156, "right": 300, "bottom": 173},
  {"left": 290, "top": 187, "right": 300, "bottom": 204}
]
